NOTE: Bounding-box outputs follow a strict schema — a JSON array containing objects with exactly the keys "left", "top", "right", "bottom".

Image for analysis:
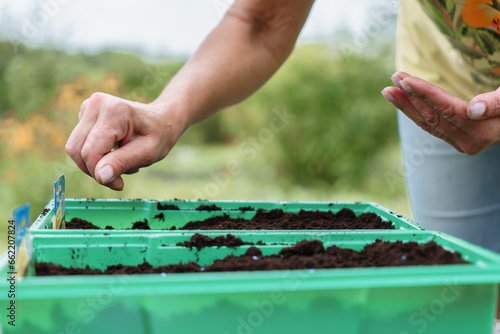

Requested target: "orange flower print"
[
  {"left": 490, "top": 66, "right": 500, "bottom": 75},
  {"left": 454, "top": 0, "right": 500, "bottom": 33}
]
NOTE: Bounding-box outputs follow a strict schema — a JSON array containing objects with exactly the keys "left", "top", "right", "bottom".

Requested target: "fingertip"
[
  {"left": 381, "top": 88, "right": 395, "bottom": 103},
  {"left": 391, "top": 73, "right": 402, "bottom": 88},
  {"left": 95, "top": 160, "right": 124, "bottom": 190},
  {"left": 98, "top": 165, "right": 115, "bottom": 185},
  {"left": 469, "top": 101, "right": 486, "bottom": 119},
  {"left": 391, "top": 72, "right": 413, "bottom": 88},
  {"left": 400, "top": 79, "right": 414, "bottom": 93}
]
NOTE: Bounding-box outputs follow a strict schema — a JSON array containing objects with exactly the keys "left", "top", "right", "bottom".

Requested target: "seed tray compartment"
[
  {"left": 29, "top": 198, "right": 423, "bottom": 234},
  {"left": 1, "top": 230, "right": 499, "bottom": 334}
]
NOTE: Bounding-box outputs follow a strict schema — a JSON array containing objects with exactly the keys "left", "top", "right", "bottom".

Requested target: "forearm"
[{"left": 151, "top": 0, "right": 314, "bottom": 129}]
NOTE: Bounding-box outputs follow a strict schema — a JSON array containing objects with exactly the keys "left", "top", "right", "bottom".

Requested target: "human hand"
[
  {"left": 65, "top": 92, "right": 186, "bottom": 190},
  {"left": 381, "top": 72, "right": 500, "bottom": 155}
]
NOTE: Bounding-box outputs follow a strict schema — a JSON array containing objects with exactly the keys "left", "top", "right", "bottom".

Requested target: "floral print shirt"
[{"left": 418, "top": 0, "right": 500, "bottom": 85}]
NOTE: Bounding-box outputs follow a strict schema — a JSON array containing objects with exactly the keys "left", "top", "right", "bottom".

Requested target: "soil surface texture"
[
  {"left": 179, "top": 208, "right": 394, "bottom": 230},
  {"left": 66, "top": 208, "right": 394, "bottom": 230},
  {"left": 130, "top": 219, "right": 150, "bottom": 230},
  {"left": 35, "top": 239, "right": 468, "bottom": 276},
  {"left": 175, "top": 233, "right": 264, "bottom": 250},
  {"left": 157, "top": 203, "right": 180, "bottom": 210},
  {"left": 65, "top": 218, "right": 101, "bottom": 229},
  {"left": 196, "top": 204, "right": 222, "bottom": 211},
  {"left": 66, "top": 218, "right": 150, "bottom": 230}
]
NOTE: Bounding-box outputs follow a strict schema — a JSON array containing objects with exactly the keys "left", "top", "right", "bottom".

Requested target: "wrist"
[{"left": 149, "top": 93, "right": 194, "bottom": 139}]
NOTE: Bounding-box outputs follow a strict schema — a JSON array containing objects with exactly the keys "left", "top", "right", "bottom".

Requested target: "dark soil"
[
  {"left": 179, "top": 208, "right": 394, "bottom": 230},
  {"left": 41, "top": 208, "right": 51, "bottom": 216},
  {"left": 157, "top": 203, "right": 180, "bottom": 210},
  {"left": 65, "top": 208, "right": 394, "bottom": 230},
  {"left": 35, "top": 239, "right": 468, "bottom": 276},
  {"left": 196, "top": 204, "right": 222, "bottom": 211},
  {"left": 66, "top": 218, "right": 101, "bottom": 229},
  {"left": 130, "top": 219, "right": 150, "bottom": 230},
  {"left": 65, "top": 218, "right": 150, "bottom": 230},
  {"left": 154, "top": 213, "right": 165, "bottom": 221},
  {"left": 175, "top": 233, "right": 265, "bottom": 250},
  {"left": 238, "top": 206, "right": 254, "bottom": 212}
]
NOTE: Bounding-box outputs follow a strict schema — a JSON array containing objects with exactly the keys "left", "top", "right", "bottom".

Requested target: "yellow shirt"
[{"left": 397, "top": 0, "right": 500, "bottom": 101}]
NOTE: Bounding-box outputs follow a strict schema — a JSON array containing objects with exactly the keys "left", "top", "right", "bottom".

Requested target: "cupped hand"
[
  {"left": 381, "top": 72, "right": 500, "bottom": 155},
  {"left": 65, "top": 92, "right": 185, "bottom": 190}
]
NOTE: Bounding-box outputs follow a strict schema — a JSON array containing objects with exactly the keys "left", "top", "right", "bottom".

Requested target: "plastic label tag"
[
  {"left": 53, "top": 174, "right": 66, "bottom": 229},
  {"left": 13, "top": 203, "right": 32, "bottom": 279}
]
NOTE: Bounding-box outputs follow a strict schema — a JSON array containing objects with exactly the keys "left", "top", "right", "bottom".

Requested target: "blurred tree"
[{"left": 235, "top": 44, "right": 398, "bottom": 187}]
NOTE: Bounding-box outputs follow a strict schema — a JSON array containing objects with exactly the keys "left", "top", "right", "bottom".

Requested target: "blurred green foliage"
[
  {"left": 226, "top": 44, "right": 398, "bottom": 187},
  {"left": 0, "top": 42, "right": 184, "bottom": 118}
]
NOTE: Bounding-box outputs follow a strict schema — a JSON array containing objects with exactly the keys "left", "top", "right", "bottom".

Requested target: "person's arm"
[
  {"left": 381, "top": 72, "right": 500, "bottom": 155},
  {"left": 66, "top": 0, "right": 315, "bottom": 190}
]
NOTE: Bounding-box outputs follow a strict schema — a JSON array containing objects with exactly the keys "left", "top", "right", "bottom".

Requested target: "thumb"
[
  {"left": 95, "top": 164, "right": 124, "bottom": 191},
  {"left": 95, "top": 138, "right": 158, "bottom": 191},
  {"left": 468, "top": 88, "right": 500, "bottom": 119}
]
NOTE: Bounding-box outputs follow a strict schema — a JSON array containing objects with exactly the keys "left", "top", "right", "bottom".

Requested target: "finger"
[
  {"left": 382, "top": 87, "right": 465, "bottom": 153},
  {"left": 390, "top": 72, "right": 412, "bottom": 89},
  {"left": 468, "top": 87, "right": 500, "bottom": 119},
  {"left": 94, "top": 137, "right": 161, "bottom": 188},
  {"left": 382, "top": 87, "right": 424, "bottom": 125},
  {"left": 79, "top": 98, "right": 90, "bottom": 121},
  {"left": 66, "top": 94, "right": 109, "bottom": 176},
  {"left": 81, "top": 113, "right": 132, "bottom": 179},
  {"left": 386, "top": 82, "right": 446, "bottom": 133},
  {"left": 395, "top": 76, "right": 479, "bottom": 153},
  {"left": 66, "top": 127, "right": 91, "bottom": 176},
  {"left": 399, "top": 76, "right": 468, "bottom": 129},
  {"left": 103, "top": 175, "right": 124, "bottom": 191},
  {"left": 390, "top": 73, "right": 421, "bottom": 108},
  {"left": 66, "top": 110, "right": 102, "bottom": 176}
]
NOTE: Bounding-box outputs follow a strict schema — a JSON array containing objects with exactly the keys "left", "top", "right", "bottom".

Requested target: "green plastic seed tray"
[
  {"left": 1, "top": 230, "right": 499, "bottom": 334},
  {"left": 29, "top": 198, "right": 423, "bottom": 235}
]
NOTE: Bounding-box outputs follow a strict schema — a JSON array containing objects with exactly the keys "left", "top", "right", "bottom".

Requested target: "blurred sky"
[{"left": 0, "top": 0, "right": 388, "bottom": 57}]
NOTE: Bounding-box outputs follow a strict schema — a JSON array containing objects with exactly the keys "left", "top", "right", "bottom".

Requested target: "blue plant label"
[
  {"left": 53, "top": 174, "right": 66, "bottom": 229},
  {"left": 13, "top": 203, "right": 32, "bottom": 278}
]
